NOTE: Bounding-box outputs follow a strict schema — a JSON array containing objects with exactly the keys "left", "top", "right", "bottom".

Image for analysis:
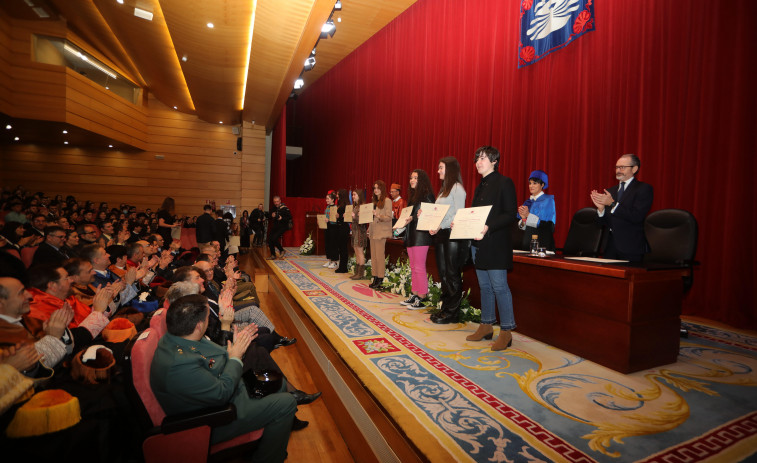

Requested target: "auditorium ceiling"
[{"left": 1, "top": 0, "right": 417, "bottom": 130}]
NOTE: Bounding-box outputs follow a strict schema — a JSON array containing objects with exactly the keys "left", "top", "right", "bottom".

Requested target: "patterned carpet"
[{"left": 268, "top": 250, "right": 757, "bottom": 463}]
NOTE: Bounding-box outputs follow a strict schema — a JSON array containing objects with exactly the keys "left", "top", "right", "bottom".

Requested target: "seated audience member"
[
  {"left": 61, "top": 229, "right": 79, "bottom": 258},
  {"left": 31, "top": 226, "right": 70, "bottom": 267},
  {"left": 24, "top": 264, "right": 115, "bottom": 345},
  {"left": 1, "top": 221, "right": 42, "bottom": 251},
  {"left": 150, "top": 294, "right": 297, "bottom": 461},
  {"left": 73, "top": 224, "right": 98, "bottom": 255},
  {"left": 99, "top": 220, "right": 115, "bottom": 244},
  {"left": 84, "top": 244, "right": 139, "bottom": 307},
  {"left": 0, "top": 277, "right": 72, "bottom": 371},
  {"left": 28, "top": 214, "right": 48, "bottom": 237},
  {"left": 163, "top": 283, "right": 319, "bottom": 409},
  {"left": 193, "top": 260, "right": 295, "bottom": 351},
  {"left": 64, "top": 258, "right": 99, "bottom": 307},
  {"left": 4, "top": 201, "right": 27, "bottom": 224}
]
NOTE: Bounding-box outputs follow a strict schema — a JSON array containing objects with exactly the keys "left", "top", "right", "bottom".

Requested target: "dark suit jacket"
[
  {"left": 597, "top": 179, "right": 654, "bottom": 258},
  {"left": 195, "top": 213, "right": 215, "bottom": 244},
  {"left": 31, "top": 242, "right": 69, "bottom": 267},
  {"left": 470, "top": 171, "right": 518, "bottom": 270}
]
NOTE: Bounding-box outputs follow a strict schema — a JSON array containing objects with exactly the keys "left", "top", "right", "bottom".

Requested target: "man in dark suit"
[
  {"left": 195, "top": 204, "right": 215, "bottom": 246},
  {"left": 150, "top": 294, "right": 297, "bottom": 461},
  {"left": 591, "top": 154, "right": 654, "bottom": 262},
  {"left": 250, "top": 204, "right": 265, "bottom": 246},
  {"left": 30, "top": 226, "right": 70, "bottom": 267}
]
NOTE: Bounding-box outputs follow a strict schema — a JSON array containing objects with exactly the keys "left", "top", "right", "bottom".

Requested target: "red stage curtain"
[
  {"left": 270, "top": 105, "right": 287, "bottom": 209},
  {"left": 285, "top": 0, "right": 757, "bottom": 328}
]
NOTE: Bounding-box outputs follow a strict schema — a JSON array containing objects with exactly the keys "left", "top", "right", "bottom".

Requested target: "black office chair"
[
  {"left": 559, "top": 208, "right": 604, "bottom": 257},
  {"left": 643, "top": 208, "right": 698, "bottom": 336}
]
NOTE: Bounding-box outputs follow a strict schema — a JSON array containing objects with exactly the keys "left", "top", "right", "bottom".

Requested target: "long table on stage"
[{"left": 509, "top": 255, "right": 685, "bottom": 373}]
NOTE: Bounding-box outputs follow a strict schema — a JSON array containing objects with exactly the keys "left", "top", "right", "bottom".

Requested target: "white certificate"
[
  {"left": 345, "top": 205, "right": 353, "bottom": 220},
  {"left": 449, "top": 206, "right": 492, "bottom": 239},
  {"left": 393, "top": 205, "right": 414, "bottom": 229},
  {"left": 170, "top": 226, "right": 182, "bottom": 240},
  {"left": 416, "top": 203, "right": 449, "bottom": 231},
  {"left": 317, "top": 214, "right": 327, "bottom": 229},
  {"left": 358, "top": 204, "right": 374, "bottom": 224},
  {"left": 328, "top": 206, "right": 337, "bottom": 222}
]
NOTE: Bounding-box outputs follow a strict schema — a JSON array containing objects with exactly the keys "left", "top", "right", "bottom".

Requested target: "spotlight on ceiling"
[
  {"left": 181, "top": 55, "right": 188, "bottom": 62},
  {"left": 134, "top": 7, "right": 153, "bottom": 21},
  {"left": 320, "top": 19, "right": 336, "bottom": 39},
  {"left": 335, "top": 1, "right": 342, "bottom": 11},
  {"left": 64, "top": 141, "right": 68, "bottom": 145},
  {"left": 62, "top": 130, "right": 68, "bottom": 134},
  {"left": 289, "top": 91, "right": 298, "bottom": 101},
  {"left": 117, "top": 0, "right": 124, "bottom": 4},
  {"left": 5, "top": 124, "right": 11, "bottom": 130},
  {"left": 207, "top": 22, "right": 214, "bottom": 28},
  {"left": 14, "top": 136, "right": 20, "bottom": 141},
  {"left": 294, "top": 78, "right": 304, "bottom": 90},
  {"left": 304, "top": 56, "right": 316, "bottom": 71}
]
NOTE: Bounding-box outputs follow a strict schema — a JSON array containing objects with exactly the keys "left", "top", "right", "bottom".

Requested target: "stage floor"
[{"left": 265, "top": 249, "right": 757, "bottom": 463}]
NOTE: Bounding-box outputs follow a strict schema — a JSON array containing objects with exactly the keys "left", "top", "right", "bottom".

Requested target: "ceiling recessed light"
[
  {"left": 173, "top": 106, "right": 178, "bottom": 109},
  {"left": 64, "top": 141, "right": 68, "bottom": 144},
  {"left": 134, "top": 7, "right": 153, "bottom": 21},
  {"left": 5, "top": 124, "right": 11, "bottom": 129},
  {"left": 117, "top": 0, "right": 124, "bottom": 3},
  {"left": 207, "top": 22, "right": 214, "bottom": 28},
  {"left": 219, "top": 121, "right": 223, "bottom": 124},
  {"left": 108, "top": 144, "right": 113, "bottom": 148},
  {"left": 338, "top": 17, "right": 342, "bottom": 22},
  {"left": 14, "top": 136, "right": 19, "bottom": 141},
  {"left": 62, "top": 130, "right": 68, "bottom": 134},
  {"left": 105, "top": 86, "right": 110, "bottom": 90},
  {"left": 181, "top": 55, "right": 188, "bottom": 62}
]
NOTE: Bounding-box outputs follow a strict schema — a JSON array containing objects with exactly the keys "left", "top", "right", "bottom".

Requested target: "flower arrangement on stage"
[
  {"left": 348, "top": 256, "right": 373, "bottom": 279},
  {"left": 299, "top": 233, "right": 314, "bottom": 255},
  {"left": 381, "top": 258, "right": 480, "bottom": 323}
]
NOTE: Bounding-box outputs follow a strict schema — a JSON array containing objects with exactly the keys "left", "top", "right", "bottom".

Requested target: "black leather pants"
[{"left": 434, "top": 228, "right": 465, "bottom": 317}]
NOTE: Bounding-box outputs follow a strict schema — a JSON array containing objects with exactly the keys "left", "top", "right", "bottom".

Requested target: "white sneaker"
[
  {"left": 322, "top": 261, "right": 331, "bottom": 267},
  {"left": 328, "top": 262, "right": 338, "bottom": 269}
]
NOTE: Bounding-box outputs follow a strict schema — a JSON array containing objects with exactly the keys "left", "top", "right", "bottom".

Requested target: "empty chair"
[
  {"left": 560, "top": 208, "right": 604, "bottom": 257},
  {"left": 643, "top": 208, "right": 698, "bottom": 291}
]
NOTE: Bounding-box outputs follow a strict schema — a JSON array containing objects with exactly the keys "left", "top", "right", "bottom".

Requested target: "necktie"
[{"left": 617, "top": 182, "right": 626, "bottom": 202}]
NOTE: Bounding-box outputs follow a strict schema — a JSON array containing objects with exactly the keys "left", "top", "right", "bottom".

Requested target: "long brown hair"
[
  {"left": 408, "top": 169, "right": 434, "bottom": 205},
  {"left": 438, "top": 157, "right": 462, "bottom": 198},
  {"left": 160, "top": 197, "right": 175, "bottom": 214},
  {"left": 372, "top": 180, "right": 388, "bottom": 209},
  {"left": 336, "top": 189, "right": 349, "bottom": 208},
  {"left": 352, "top": 188, "right": 366, "bottom": 207}
]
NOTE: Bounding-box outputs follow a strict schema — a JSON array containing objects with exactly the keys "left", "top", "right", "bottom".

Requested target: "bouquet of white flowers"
[{"left": 299, "top": 233, "right": 314, "bottom": 255}]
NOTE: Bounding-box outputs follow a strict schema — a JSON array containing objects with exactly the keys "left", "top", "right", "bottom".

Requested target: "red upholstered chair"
[
  {"left": 20, "top": 246, "right": 37, "bottom": 268},
  {"left": 128, "top": 328, "right": 263, "bottom": 463}
]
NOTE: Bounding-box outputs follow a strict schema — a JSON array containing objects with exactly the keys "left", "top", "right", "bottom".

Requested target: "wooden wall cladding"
[{"left": 0, "top": 12, "right": 268, "bottom": 218}]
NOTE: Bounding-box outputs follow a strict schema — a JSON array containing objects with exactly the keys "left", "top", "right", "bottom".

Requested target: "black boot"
[
  {"left": 369, "top": 277, "right": 381, "bottom": 289},
  {"left": 290, "top": 389, "right": 322, "bottom": 405}
]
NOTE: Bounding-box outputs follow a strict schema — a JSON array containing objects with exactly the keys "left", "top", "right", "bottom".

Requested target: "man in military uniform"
[{"left": 150, "top": 294, "right": 297, "bottom": 462}]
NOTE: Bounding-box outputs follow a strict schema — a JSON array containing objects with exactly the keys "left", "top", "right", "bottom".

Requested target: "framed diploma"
[
  {"left": 393, "top": 205, "right": 414, "bottom": 229},
  {"left": 416, "top": 203, "right": 449, "bottom": 231},
  {"left": 449, "top": 206, "right": 492, "bottom": 239},
  {"left": 359, "top": 203, "right": 374, "bottom": 224},
  {"left": 317, "top": 214, "right": 327, "bottom": 229},
  {"left": 328, "top": 206, "right": 337, "bottom": 222}
]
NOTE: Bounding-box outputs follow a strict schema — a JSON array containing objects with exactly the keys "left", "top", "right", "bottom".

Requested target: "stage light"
[
  {"left": 335, "top": 1, "right": 342, "bottom": 11},
  {"left": 294, "top": 78, "right": 304, "bottom": 90},
  {"left": 320, "top": 19, "right": 335, "bottom": 39},
  {"left": 304, "top": 56, "right": 316, "bottom": 71}
]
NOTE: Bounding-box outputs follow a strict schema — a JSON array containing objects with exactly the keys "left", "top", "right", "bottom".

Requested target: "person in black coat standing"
[
  {"left": 267, "top": 196, "right": 292, "bottom": 260},
  {"left": 591, "top": 154, "right": 653, "bottom": 262},
  {"left": 467, "top": 146, "right": 518, "bottom": 351},
  {"left": 195, "top": 204, "right": 215, "bottom": 246}
]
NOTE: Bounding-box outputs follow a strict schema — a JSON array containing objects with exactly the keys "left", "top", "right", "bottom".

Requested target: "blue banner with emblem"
[{"left": 518, "top": 0, "right": 595, "bottom": 68}]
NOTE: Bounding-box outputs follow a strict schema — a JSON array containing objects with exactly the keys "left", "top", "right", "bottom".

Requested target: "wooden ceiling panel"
[
  {"left": 2, "top": 0, "right": 418, "bottom": 136},
  {"left": 89, "top": 0, "right": 195, "bottom": 113},
  {"left": 162, "top": 0, "right": 254, "bottom": 125}
]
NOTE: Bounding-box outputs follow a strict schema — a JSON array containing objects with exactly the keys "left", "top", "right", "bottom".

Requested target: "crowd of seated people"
[{"left": 0, "top": 186, "right": 312, "bottom": 462}]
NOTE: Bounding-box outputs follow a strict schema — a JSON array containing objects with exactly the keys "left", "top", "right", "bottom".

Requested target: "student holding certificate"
[
  {"left": 429, "top": 157, "right": 467, "bottom": 324},
  {"left": 350, "top": 189, "right": 369, "bottom": 280},
  {"left": 323, "top": 191, "right": 338, "bottom": 269},
  {"left": 368, "top": 180, "right": 393, "bottom": 289},
  {"left": 334, "top": 189, "right": 351, "bottom": 273},
  {"left": 468, "top": 146, "right": 518, "bottom": 351},
  {"left": 398, "top": 170, "right": 435, "bottom": 309}
]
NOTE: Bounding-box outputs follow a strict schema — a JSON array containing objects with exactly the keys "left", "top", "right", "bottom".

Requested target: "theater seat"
[
  {"left": 127, "top": 328, "right": 263, "bottom": 463},
  {"left": 559, "top": 208, "right": 604, "bottom": 257},
  {"left": 20, "top": 246, "right": 37, "bottom": 268}
]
